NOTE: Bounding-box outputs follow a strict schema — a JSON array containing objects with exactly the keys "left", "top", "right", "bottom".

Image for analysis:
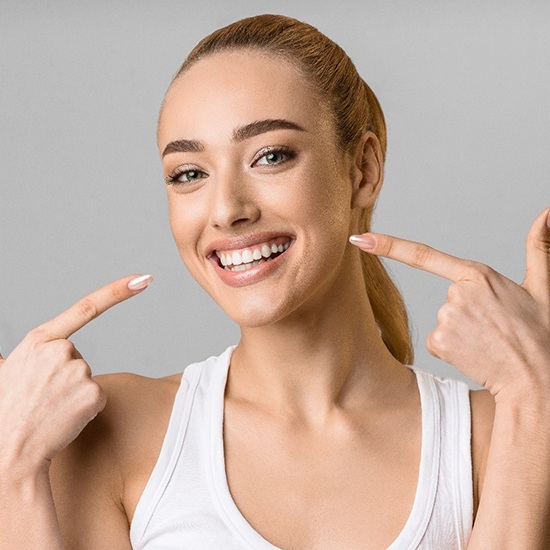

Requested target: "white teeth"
[
  {"left": 216, "top": 239, "right": 292, "bottom": 270},
  {"left": 232, "top": 251, "right": 243, "bottom": 265},
  {"left": 241, "top": 249, "right": 253, "bottom": 263},
  {"left": 229, "top": 258, "right": 266, "bottom": 272}
]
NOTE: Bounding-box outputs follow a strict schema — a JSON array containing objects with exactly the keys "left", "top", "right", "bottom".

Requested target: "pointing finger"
[
  {"left": 522, "top": 208, "right": 550, "bottom": 303},
  {"left": 349, "top": 233, "right": 473, "bottom": 282},
  {"left": 36, "top": 274, "right": 153, "bottom": 341}
]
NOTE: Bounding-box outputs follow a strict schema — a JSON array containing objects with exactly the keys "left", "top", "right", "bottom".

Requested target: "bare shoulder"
[
  {"left": 50, "top": 371, "right": 183, "bottom": 547},
  {"left": 469, "top": 388, "right": 496, "bottom": 517}
]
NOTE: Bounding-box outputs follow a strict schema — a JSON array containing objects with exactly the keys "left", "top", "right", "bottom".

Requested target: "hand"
[
  {"left": 350, "top": 209, "right": 550, "bottom": 403},
  {"left": 0, "top": 274, "right": 153, "bottom": 472}
]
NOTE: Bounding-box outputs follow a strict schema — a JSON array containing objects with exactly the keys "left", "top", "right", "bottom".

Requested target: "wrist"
[
  {"left": 0, "top": 444, "right": 51, "bottom": 491},
  {"left": 490, "top": 396, "right": 550, "bottom": 460}
]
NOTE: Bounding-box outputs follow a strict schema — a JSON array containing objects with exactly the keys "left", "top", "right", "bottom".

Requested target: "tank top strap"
[
  {"left": 130, "top": 357, "right": 206, "bottom": 546},
  {"left": 405, "top": 367, "right": 473, "bottom": 549}
]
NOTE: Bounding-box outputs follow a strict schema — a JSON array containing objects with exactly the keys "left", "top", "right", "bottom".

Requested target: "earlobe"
[{"left": 350, "top": 132, "right": 384, "bottom": 209}]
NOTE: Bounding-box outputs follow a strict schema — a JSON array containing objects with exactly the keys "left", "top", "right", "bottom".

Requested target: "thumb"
[{"left": 522, "top": 207, "right": 550, "bottom": 303}]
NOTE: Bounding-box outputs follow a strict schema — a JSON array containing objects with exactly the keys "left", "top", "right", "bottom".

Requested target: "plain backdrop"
[{"left": 1, "top": 0, "right": 548, "bottom": 386}]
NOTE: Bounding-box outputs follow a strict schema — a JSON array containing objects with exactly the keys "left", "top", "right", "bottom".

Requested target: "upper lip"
[{"left": 205, "top": 231, "right": 294, "bottom": 258}]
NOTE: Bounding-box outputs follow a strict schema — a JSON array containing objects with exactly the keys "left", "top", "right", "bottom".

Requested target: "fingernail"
[
  {"left": 128, "top": 274, "right": 154, "bottom": 291},
  {"left": 349, "top": 234, "right": 376, "bottom": 249},
  {"left": 546, "top": 210, "right": 550, "bottom": 229}
]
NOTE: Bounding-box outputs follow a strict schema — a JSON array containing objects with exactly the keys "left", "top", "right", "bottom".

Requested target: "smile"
[{"left": 215, "top": 237, "right": 292, "bottom": 272}]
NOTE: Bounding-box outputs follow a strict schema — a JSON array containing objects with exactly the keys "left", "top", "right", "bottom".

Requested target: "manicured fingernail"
[
  {"left": 128, "top": 274, "right": 154, "bottom": 291},
  {"left": 349, "top": 234, "right": 376, "bottom": 249}
]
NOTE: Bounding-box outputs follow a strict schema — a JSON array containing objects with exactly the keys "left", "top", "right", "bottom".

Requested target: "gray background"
[{"left": 1, "top": 1, "right": 548, "bottom": 386}]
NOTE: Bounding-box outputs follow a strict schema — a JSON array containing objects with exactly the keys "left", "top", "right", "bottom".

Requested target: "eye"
[
  {"left": 253, "top": 146, "right": 296, "bottom": 167},
  {"left": 165, "top": 166, "right": 208, "bottom": 186}
]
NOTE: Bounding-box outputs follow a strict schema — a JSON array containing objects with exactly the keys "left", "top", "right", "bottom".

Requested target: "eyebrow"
[
  {"left": 162, "top": 139, "right": 203, "bottom": 157},
  {"left": 232, "top": 118, "right": 305, "bottom": 142},
  {"left": 162, "top": 118, "right": 305, "bottom": 158}
]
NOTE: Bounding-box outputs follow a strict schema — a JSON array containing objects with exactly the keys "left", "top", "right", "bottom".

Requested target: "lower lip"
[{"left": 209, "top": 241, "right": 293, "bottom": 287}]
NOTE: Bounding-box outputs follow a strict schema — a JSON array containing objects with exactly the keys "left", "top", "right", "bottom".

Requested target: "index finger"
[
  {"left": 349, "top": 233, "right": 471, "bottom": 281},
  {"left": 37, "top": 274, "right": 153, "bottom": 340}
]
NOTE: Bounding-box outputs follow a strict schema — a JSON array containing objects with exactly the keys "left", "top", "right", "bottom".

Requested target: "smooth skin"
[
  {"left": 352, "top": 208, "right": 550, "bottom": 548},
  {"left": 0, "top": 49, "right": 548, "bottom": 549}
]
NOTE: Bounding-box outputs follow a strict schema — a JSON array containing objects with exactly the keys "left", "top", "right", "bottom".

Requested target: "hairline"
[{"left": 157, "top": 46, "right": 343, "bottom": 152}]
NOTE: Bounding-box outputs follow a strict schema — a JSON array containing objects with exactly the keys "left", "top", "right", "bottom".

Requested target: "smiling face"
[{"left": 158, "top": 50, "right": 371, "bottom": 327}]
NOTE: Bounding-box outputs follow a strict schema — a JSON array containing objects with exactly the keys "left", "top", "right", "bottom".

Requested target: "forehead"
[{"left": 158, "top": 50, "right": 331, "bottom": 149}]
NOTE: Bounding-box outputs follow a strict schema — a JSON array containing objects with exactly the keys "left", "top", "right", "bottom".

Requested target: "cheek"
[{"left": 167, "top": 195, "right": 203, "bottom": 265}]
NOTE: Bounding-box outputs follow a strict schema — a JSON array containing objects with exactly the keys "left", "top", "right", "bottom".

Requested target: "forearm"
[
  {"left": 0, "top": 463, "right": 63, "bottom": 549},
  {"left": 468, "top": 397, "right": 550, "bottom": 549}
]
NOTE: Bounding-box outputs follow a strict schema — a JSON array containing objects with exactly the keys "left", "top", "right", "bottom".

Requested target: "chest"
[{"left": 222, "top": 402, "right": 422, "bottom": 549}]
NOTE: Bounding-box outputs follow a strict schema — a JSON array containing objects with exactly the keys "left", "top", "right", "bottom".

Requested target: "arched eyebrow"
[
  {"left": 162, "top": 139, "right": 203, "bottom": 157},
  {"left": 232, "top": 119, "right": 305, "bottom": 142},
  {"left": 162, "top": 118, "right": 305, "bottom": 158}
]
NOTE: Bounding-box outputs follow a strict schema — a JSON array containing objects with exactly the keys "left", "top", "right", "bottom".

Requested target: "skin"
[{"left": 0, "top": 49, "right": 548, "bottom": 549}]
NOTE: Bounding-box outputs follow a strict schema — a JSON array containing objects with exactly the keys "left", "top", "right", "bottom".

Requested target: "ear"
[{"left": 350, "top": 131, "right": 384, "bottom": 209}]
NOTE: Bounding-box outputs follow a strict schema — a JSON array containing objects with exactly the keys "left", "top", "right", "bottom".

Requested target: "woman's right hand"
[{"left": 0, "top": 274, "right": 153, "bottom": 475}]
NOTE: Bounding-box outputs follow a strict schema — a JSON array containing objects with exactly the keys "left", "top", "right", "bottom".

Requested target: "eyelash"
[
  {"left": 252, "top": 145, "right": 296, "bottom": 167},
  {"left": 164, "top": 166, "right": 206, "bottom": 186},
  {"left": 165, "top": 146, "right": 296, "bottom": 186}
]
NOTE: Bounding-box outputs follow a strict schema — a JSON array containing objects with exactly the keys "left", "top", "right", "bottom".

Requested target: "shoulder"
[
  {"left": 469, "top": 388, "right": 496, "bottom": 518},
  {"left": 66, "top": 371, "right": 182, "bottom": 460},
  {"left": 50, "top": 371, "right": 183, "bottom": 544},
  {"left": 93, "top": 371, "right": 182, "bottom": 435}
]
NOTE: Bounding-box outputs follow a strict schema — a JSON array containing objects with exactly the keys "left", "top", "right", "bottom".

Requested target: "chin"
[{"left": 217, "top": 293, "right": 297, "bottom": 329}]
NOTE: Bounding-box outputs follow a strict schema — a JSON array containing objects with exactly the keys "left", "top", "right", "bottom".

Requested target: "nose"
[{"left": 209, "top": 171, "right": 261, "bottom": 229}]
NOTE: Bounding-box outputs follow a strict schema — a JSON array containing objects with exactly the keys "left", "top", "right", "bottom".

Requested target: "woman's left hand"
[{"left": 350, "top": 208, "right": 550, "bottom": 405}]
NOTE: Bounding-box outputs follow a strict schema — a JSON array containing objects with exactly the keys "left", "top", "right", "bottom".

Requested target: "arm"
[
  {"left": 0, "top": 402, "right": 132, "bottom": 550},
  {"left": 0, "top": 275, "right": 152, "bottom": 549},
  {"left": 350, "top": 208, "right": 550, "bottom": 548},
  {"left": 0, "top": 462, "right": 63, "bottom": 549},
  {"left": 50, "top": 379, "right": 133, "bottom": 549},
  {"left": 469, "top": 396, "right": 550, "bottom": 548}
]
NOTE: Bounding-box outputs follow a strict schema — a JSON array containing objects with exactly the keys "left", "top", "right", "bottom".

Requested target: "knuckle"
[
  {"left": 88, "top": 381, "right": 104, "bottom": 403},
  {"left": 382, "top": 238, "right": 396, "bottom": 257},
  {"left": 411, "top": 244, "right": 434, "bottom": 269},
  {"left": 25, "top": 327, "right": 47, "bottom": 346},
  {"left": 532, "top": 233, "right": 550, "bottom": 254},
  {"left": 427, "top": 328, "right": 448, "bottom": 355},
  {"left": 467, "top": 262, "right": 495, "bottom": 282},
  {"left": 84, "top": 381, "right": 106, "bottom": 413},
  {"left": 446, "top": 283, "right": 462, "bottom": 302},
  {"left": 76, "top": 297, "right": 99, "bottom": 322},
  {"left": 53, "top": 339, "right": 76, "bottom": 361},
  {"left": 74, "top": 359, "right": 92, "bottom": 379}
]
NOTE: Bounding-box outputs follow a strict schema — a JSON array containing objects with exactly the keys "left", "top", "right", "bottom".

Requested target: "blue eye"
[
  {"left": 254, "top": 147, "right": 295, "bottom": 167},
  {"left": 165, "top": 167, "right": 207, "bottom": 185},
  {"left": 259, "top": 151, "right": 284, "bottom": 165}
]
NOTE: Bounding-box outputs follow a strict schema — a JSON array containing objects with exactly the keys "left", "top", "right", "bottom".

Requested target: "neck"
[{"left": 228, "top": 256, "right": 410, "bottom": 424}]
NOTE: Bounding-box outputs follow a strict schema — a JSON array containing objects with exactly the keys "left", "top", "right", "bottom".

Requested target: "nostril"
[{"left": 231, "top": 217, "right": 254, "bottom": 227}]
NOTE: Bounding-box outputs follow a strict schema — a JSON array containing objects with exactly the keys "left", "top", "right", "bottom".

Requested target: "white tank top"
[{"left": 130, "top": 346, "right": 473, "bottom": 549}]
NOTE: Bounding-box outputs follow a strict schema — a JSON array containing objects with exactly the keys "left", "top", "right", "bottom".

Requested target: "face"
[{"left": 158, "top": 50, "right": 367, "bottom": 327}]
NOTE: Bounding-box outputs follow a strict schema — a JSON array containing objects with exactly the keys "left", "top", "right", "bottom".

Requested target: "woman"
[{"left": 1, "top": 14, "right": 549, "bottom": 549}]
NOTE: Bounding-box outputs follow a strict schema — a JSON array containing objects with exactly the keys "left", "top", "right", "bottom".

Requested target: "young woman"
[{"left": 1, "top": 14, "right": 549, "bottom": 549}]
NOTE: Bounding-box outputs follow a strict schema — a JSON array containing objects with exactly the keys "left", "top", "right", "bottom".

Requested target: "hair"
[{"left": 170, "top": 14, "right": 413, "bottom": 364}]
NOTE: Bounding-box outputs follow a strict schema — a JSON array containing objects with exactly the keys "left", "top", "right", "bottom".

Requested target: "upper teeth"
[{"left": 217, "top": 240, "right": 290, "bottom": 268}]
